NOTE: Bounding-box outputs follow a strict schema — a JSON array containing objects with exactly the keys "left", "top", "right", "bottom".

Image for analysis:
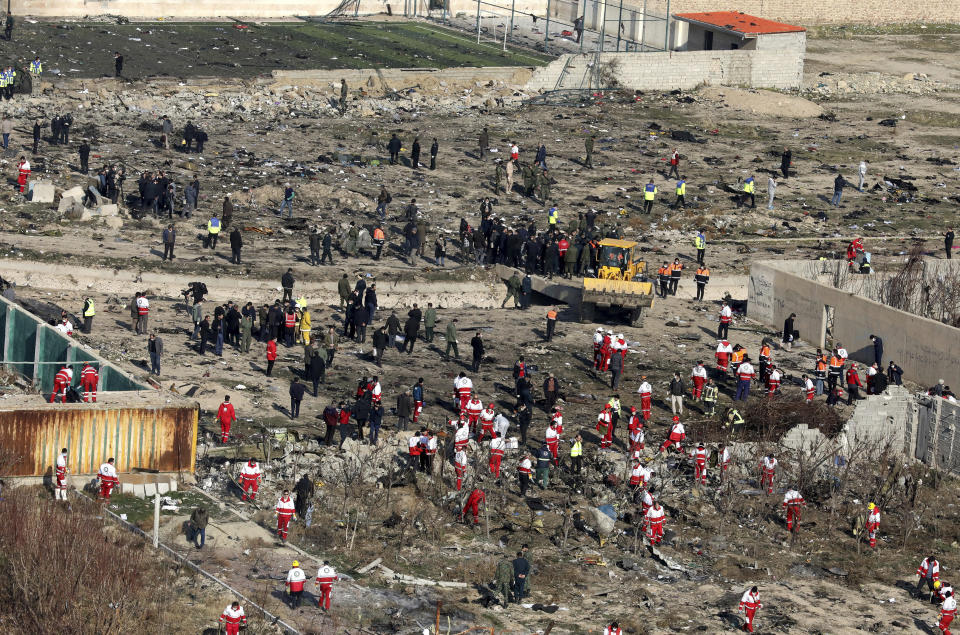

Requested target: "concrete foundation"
[{"left": 119, "top": 473, "right": 179, "bottom": 498}]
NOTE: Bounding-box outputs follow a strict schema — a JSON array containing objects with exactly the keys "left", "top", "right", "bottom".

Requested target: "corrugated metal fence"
[{"left": 0, "top": 403, "right": 198, "bottom": 476}]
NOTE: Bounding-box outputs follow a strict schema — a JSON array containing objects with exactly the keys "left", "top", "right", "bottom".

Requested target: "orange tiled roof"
[{"left": 675, "top": 11, "right": 805, "bottom": 36}]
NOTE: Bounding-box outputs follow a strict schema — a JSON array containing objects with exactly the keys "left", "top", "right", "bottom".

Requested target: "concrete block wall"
[
  {"left": 525, "top": 45, "right": 801, "bottom": 92},
  {"left": 843, "top": 385, "right": 913, "bottom": 453},
  {"left": 749, "top": 261, "right": 960, "bottom": 392}
]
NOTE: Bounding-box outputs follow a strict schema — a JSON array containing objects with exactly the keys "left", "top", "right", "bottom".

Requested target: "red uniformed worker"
[
  {"left": 276, "top": 489, "right": 296, "bottom": 541},
  {"left": 80, "top": 362, "right": 99, "bottom": 402},
  {"left": 461, "top": 487, "right": 486, "bottom": 525},
  {"left": 738, "top": 586, "right": 762, "bottom": 633},
  {"left": 219, "top": 602, "right": 247, "bottom": 635},
  {"left": 218, "top": 395, "right": 237, "bottom": 443},
  {"left": 239, "top": 459, "right": 261, "bottom": 501}
]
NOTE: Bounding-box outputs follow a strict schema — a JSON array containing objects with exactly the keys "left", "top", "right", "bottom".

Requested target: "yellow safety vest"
[
  {"left": 30, "top": 61, "right": 41, "bottom": 74},
  {"left": 644, "top": 184, "right": 657, "bottom": 200},
  {"left": 676, "top": 181, "right": 686, "bottom": 196},
  {"left": 694, "top": 235, "right": 705, "bottom": 249},
  {"left": 83, "top": 300, "right": 95, "bottom": 317},
  {"left": 570, "top": 440, "right": 582, "bottom": 457},
  {"left": 744, "top": 179, "right": 755, "bottom": 194},
  {"left": 207, "top": 218, "right": 221, "bottom": 234}
]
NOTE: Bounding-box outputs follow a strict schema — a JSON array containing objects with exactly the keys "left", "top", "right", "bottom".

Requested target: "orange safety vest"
[
  {"left": 373, "top": 228, "right": 384, "bottom": 240},
  {"left": 546, "top": 310, "right": 557, "bottom": 320},
  {"left": 732, "top": 350, "right": 744, "bottom": 364},
  {"left": 759, "top": 345, "right": 771, "bottom": 362}
]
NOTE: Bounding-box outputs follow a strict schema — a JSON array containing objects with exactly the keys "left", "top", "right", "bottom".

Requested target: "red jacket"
[
  {"left": 846, "top": 368, "right": 862, "bottom": 387},
  {"left": 266, "top": 340, "right": 278, "bottom": 361},
  {"left": 217, "top": 402, "right": 236, "bottom": 424}
]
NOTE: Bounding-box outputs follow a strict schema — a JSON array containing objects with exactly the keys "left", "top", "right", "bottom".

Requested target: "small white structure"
[{"left": 673, "top": 11, "right": 806, "bottom": 53}]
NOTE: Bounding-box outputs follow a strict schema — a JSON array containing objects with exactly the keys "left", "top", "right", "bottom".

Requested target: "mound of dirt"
[{"left": 700, "top": 86, "right": 824, "bottom": 118}]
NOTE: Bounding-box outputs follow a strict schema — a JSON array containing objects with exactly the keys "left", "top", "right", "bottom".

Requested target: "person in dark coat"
[
  {"left": 782, "top": 312, "right": 796, "bottom": 351},
  {"left": 403, "top": 313, "right": 420, "bottom": 355},
  {"left": 352, "top": 304, "right": 367, "bottom": 343},
  {"left": 387, "top": 133, "right": 401, "bottom": 164},
  {"left": 781, "top": 147, "right": 791, "bottom": 179},
  {"left": 78, "top": 140, "right": 90, "bottom": 174},
  {"left": 353, "top": 392, "right": 372, "bottom": 442},
  {"left": 372, "top": 325, "right": 389, "bottom": 367},
  {"left": 309, "top": 228, "right": 321, "bottom": 266},
  {"left": 307, "top": 349, "right": 325, "bottom": 395},
  {"left": 385, "top": 311, "right": 401, "bottom": 345},
  {"left": 293, "top": 473, "right": 315, "bottom": 518},
  {"left": 364, "top": 284, "right": 378, "bottom": 324},
  {"left": 516, "top": 376, "right": 533, "bottom": 411},
  {"left": 471, "top": 331, "right": 485, "bottom": 373},
  {"left": 870, "top": 334, "right": 883, "bottom": 366},
  {"left": 542, "top": 373, "right": 559, "bottom": 412},
  {"left": 230, "top": 227, "right": 242, "bottom": 264},
  {"left": 512, "top": 552, "right": 530, "bottom": 603},
  {"left": 396, "top": 389, "right": 413, "bottom": 431},
  {"left": 516, "top": 402, "right": 531, "bottom": 445},
  {"left": 429, "top": 138, "right": 439, "bottom": 170},
  {"left": 289, "top": 378, "right": 306, "bottom": 419},
  {"left": 410, "top": 137, "right": 421, "bottom": 169}
]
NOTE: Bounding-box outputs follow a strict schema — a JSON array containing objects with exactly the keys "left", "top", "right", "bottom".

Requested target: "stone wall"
[
  {"left": 644, "top": 0, "right": 960, "bottom": 25},
  {"left": 525, "top": 35, "right": 804, "bottom": 92},
  {"left": 748, "top": 261, "right": 960, "bottom": 391},
  {"left": 13, "top": 0, "right": 957, "bottom": 23},
  {"left": 272, "top": 66, "right": 534, "bottom": 88}
]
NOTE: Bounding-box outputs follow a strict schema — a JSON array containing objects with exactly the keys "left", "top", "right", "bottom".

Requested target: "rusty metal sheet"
[{"left": 0, "top": 404, "right": 198, "bottom": 477}]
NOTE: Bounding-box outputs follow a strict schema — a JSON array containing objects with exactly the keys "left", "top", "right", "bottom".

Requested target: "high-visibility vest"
[
  {"left": 83, "top": 300, "right": 95, "bottom": 317},
  {"left": 570, "top": 440, "right": 582, "bottom": 457},
  {"left": 30, "top": 60, "right": 41, "bottom": 74},
  {"left": 285, "top": 312, "right": 296, "bottom": 328},
  {"left": 548, "top": 208, "right": 558, "bottom": 225},
  {"left": 644, "top": 183, "right": 657, "bottom": 200},
  {"left": 207, "top": 218, "right": 221, "bottom": 234},
  {"left": 373, "top": 227, "right": 384, "bottom": 241},
  {"left": 695, "top": 267, "right": 710, "bottom": 283},
  {"left": 744, "top": 178, "right": 755, "bottom": 193},
  {"left": 703, "top": 385, "right": 718, "bottom": 402},
  {"left": 676, "top": 180, "right": 685, "bottom": 195},
  {"left": 693, "top": 234, "right": 705, "bottom": 249},
  {"left": 546, "top": 310, "right": 557, "bottom": 320}
]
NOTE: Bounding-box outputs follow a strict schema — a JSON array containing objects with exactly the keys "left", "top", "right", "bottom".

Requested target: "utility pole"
[
  {"left": 153, "top": 491, "right": 160, "bottom": 548},
  {"left": 544, "top": 0, "right": 551, "bottom": 54},
  {"left": 476, "top": 0, "right": 482, "bottom": 44}
]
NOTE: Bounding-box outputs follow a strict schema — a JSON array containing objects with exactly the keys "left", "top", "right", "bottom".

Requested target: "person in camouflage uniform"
[
  {"left": 495, "top": 557, "right": 513, "bottom": 607},
  {"left": 501, "top": 271, "right": 521, "bottom": 308}
]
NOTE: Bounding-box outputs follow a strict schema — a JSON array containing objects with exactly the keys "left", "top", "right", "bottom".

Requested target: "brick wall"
[{"left": 643, "top": 0, "right": 960, "bottom": 25}]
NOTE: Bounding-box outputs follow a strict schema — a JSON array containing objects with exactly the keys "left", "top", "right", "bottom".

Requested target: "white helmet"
[
  {"left": 606, "top": 330, "right": 613, "bottom": 335},
  {"left": 596, "top": 327, "right": 603, "bottom": 332},
  {"left": 617, "top": 334, "right": 624, "bottom": 339}
]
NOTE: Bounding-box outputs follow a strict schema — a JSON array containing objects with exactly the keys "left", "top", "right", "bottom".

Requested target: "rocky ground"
[{"left": 5, "top": 22, "right": 960, "bottom": 634}]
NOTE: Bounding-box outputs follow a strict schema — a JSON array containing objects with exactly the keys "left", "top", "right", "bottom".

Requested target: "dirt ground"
[{"left": 7, "top": 24, "right": 960, "bottom": 634}]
